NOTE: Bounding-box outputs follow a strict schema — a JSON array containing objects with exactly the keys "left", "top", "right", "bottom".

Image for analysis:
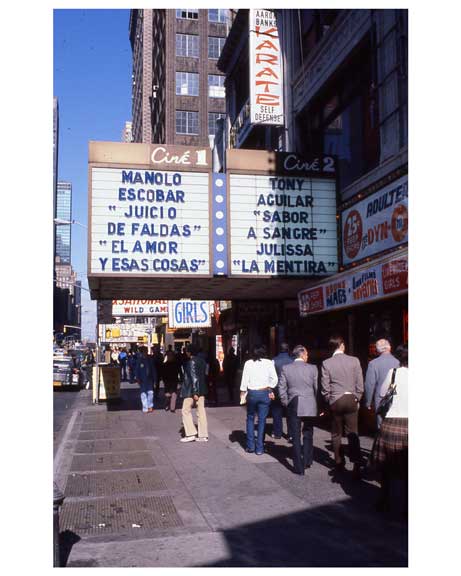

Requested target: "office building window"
[
  {"left": 208, "top": 36, "right": 226, "bottom": 59},
  {"left": 176, "top": 110, "right": 199, "bottom": 134},
  {"left": 176, "top": 9, "right": 198, "bottom": 20},
  {"left": 208, "top": 112, "right": 226, "bottom": 135},
  {"left": 176, "top": 72, "right": 199, "bottom": 96},
  {"left": 176, "top": 34, "right": 199, "bottom": 58},
  {"left": 208, "top": 9, "right": 228, "bottom": 23},
  {"left": 300, "top": 39, "right": 380, "bottom": 193},
  {"left": 208, "top": 75, "right": 225, "bottom": 98}
]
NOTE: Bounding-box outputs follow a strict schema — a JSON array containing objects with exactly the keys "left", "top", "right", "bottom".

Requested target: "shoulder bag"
[{"left": 376, "top": 368, "right": 397, "bottom": 418}]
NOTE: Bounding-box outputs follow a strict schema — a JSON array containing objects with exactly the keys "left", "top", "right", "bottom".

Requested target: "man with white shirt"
[
  {"left": 321, "top": 335, "right": 364, "bottom": 478},
  {"left": 239, "top": 345, "right": 277, "bottom": 455}
]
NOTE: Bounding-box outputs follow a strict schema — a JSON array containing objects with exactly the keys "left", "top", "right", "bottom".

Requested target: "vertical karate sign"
[{"left": 249, "top": 9, "right": 284, "bottom": 126}]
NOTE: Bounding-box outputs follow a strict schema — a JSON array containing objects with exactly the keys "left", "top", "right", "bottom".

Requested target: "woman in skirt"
[{"left": 370, "top": 344, "right": 408, "bottom": 516}]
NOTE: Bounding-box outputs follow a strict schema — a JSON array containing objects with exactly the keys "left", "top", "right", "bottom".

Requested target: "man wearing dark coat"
[{"left": 180, "top": 344, "right": 209, "bottom": 442}]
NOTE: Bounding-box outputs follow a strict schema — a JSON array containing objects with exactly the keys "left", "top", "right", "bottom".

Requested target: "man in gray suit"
[
  {"left": 279, "top": 345, "right": 318, "bottom": 475},
  {"left": 321, "top": 335, "right": 364, "bottom": 478},
  {"left": 364, "top": 338, "right": 400, "bottom": 429}
]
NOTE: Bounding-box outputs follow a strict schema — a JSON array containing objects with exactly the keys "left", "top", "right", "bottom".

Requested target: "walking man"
[
  {"left": 118, "top": 348, "right": 128, "bottom": 381},
  {"left": 135, "top": 347, "right": 157, "bottom": 413},
  {"left": 364, "top": 338, "right": 399, "bottom": 429},
  {"left": 81, "top": 346, "right": 95, "bottom": 390},
  {"left": 180, "top": 344, "right": 209, "bottom": 442},
  {"left": 321, "top": 335, "right": 364, "bottom": 479},
  {"left": 278, "top": 345, "right": 318, "bottom": 475},
  {"left": 223, "top": 347, "right": 239, "bottom": 403},
  {"left": 271, "top": 343, "right": 293, "bottom": 439}
]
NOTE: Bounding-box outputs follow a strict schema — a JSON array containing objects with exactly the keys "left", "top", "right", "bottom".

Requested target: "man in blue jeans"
[
  {"left": 272, "top": 343, "right": 293, "bottom": 439},
  {"left": 240, "top": 345, "right": 278, "bottom": 454},
  {"left": 135, "top": 347, "right": 157, "bottom": 413}
]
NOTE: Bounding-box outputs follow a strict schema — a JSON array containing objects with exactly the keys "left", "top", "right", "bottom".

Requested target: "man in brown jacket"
[{"left": 321, "top": 335, "right": 364, "bottom": 478}]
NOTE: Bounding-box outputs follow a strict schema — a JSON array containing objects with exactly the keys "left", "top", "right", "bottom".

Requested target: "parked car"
[{"left": 53, "top": 354, "right": 77, "bottom": 388}]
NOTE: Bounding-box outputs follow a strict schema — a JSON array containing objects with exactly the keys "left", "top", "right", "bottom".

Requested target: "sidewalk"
[{"left": 54, "top": 382, "right": 408, "bottom": 567}]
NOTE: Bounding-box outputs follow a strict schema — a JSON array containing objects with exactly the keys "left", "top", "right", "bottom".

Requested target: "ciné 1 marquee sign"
[{"left": 88, "top": 142, "right": 338, "bottom": 282}]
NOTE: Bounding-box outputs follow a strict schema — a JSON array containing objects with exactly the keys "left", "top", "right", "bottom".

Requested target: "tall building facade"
[
  {"left": 217, "top": 9, "right": 408, "bottom": 364},
  {"left": 129, "top": 8, "right": 229, "bottom": 146},
  {"left": 55, "top": 181, "right": 72, "bottom": 265},
  {"left": 53, "top": 98, "right": 59, "bottom": 268},
  {"left": 53, "top": 174, "right": 80, "bottom": 336}
]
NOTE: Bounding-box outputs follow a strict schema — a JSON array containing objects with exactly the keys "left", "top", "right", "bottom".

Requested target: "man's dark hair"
[
  {"left": 279, "top": 342, "right": 290, "bottom": 353},
  {"left": 328, "top": 335, "right": 345, "bottom": 353},
  {"left": 292, "top": 345, "right": 306, "bottom": 359},
  {"left": 252, "top": 345, "right": 267, "bottom": 361},
  {"left": 395, "top": 344, "right": 408, "bottom": 367},
  {"left": 186, "top": 343, "right": 198, "bottom": 356}
]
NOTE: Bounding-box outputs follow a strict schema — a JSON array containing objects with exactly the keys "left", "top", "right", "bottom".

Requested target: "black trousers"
[
  {"left": 287, "top": 397, "right": 315, "bottom": 475},
  {"left": 330, "top": 394, "right": 361, "bottom": 465}
]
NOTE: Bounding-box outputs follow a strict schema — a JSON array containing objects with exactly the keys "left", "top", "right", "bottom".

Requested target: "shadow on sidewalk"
[
  {"left": 59, "top": 530, "right": 81, "bottom": 567},
  {"left": 202, "top": 497, "right": 408, "bottom": 567}
]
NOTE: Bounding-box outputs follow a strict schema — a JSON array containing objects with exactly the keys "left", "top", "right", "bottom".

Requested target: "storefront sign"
[
  {"left": 99, "top": 323, "right": 152, "bottom": 343},
  {"left": 168, "top": 300, "right": 213, "bottom": 329},
  {"left": 112, "top": 300, "right": 168, "bottom": 317},
  {"left": 298, "top": 251, "right": 407, "bottom": 316},
  {"left": 89, "top": 146, "right": 211, "bottom": 277},
  {"left": 341, "top": 175, "right": 408, "bottom": 265},
  {"left": 249, "top": 9, "right": 284, "bottom": 126},
  {"left": 230, "top": 174, "right": 338, "bottom": 276}
]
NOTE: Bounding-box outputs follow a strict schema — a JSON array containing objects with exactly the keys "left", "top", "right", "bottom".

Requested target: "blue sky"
[{"left": 53, "top": 8, "right": 132, "bottom": 339}]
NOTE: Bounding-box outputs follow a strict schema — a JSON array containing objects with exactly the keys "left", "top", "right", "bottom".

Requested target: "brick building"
[{"left": 129, "top": 8, "right": 229, "bottom": 146}]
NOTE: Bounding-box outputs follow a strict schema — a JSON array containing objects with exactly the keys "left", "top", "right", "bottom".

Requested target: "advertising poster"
[
  {"left": 341, "top": 175, "right": 408, "bottom": 265},
  {"left": 230, "top": 175, "right": 338, "bottom": 276},
  {"left": 298, "top": 251, "right": 407, "bottom": 316},
  {"left": 99, "top": 323, "right": 152, "bottom": 343},
  {"left": 249, "top": 9, "right": 284, "bottom": 126}
]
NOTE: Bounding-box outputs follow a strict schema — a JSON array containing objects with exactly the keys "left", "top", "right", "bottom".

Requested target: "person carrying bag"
[{"left": 369, "top": 345, "right": 408, "bottom": 517}]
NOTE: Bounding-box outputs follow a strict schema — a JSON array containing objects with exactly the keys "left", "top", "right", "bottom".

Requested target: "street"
[{"left": 54, "top": 383, "right": 407, "bottom": 567}]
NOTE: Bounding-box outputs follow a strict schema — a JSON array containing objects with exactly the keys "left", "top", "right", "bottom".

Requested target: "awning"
[{"left": 298, "top": 248, "right": 407, "bottom": 317}]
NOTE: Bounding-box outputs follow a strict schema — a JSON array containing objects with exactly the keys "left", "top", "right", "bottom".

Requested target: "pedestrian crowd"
[
  {"left": 238, "top": 335, "right": 408, "bottom": 518},
  {"left": 101, "top": 336, "right": 408, "bottom": 518}
]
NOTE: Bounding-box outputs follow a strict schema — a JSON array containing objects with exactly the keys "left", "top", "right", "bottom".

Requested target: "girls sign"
[{"left": 249, "top": 9, "right": 284, "bottom": 126}]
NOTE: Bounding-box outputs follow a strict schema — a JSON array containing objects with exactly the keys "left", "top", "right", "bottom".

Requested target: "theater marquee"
[
  {"left": 88, "top": 143, "right": 338, "bottom": 301},
  {"left": 89, "top": 144, "right": 211, "bottom": 277}
]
